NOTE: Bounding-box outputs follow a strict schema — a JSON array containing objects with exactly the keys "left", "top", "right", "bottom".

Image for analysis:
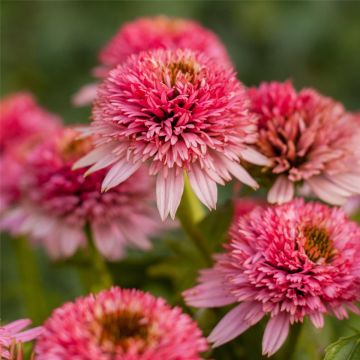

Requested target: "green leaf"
[{"left": 324, "top": 333, "right": 360, "bottom": 360}]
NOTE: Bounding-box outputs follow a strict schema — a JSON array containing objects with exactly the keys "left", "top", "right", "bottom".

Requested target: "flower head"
[
  {"left": 0, "top": 319, "right": 42, "bottom": 359},
  {"left": 35, "top": 287, "right": 208, "bottom": 359},
  {"left": 0, "top": 92, "right": 60, "bottom": 155},
  {"left": 73, "top": 16, "right": 232, "bottom": 106},
  {"left": 95, "top": 16, "right": 232, "bottom": 77},
  {"left": 184, "top": 199, "right": 360, "bottom": 356},
  {"left": 75, "top": 49, "right": 268, "bottom": 220},
  {"left": 1, "top": 128, "right": 159, "bottom": 260},
  {"left": 247, "top": 81, "right": 360, "bottom": 205}
]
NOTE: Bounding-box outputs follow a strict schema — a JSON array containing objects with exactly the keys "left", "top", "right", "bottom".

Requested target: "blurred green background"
[{"left": 1, "top": 1, "right": 360, "bottom": 359}]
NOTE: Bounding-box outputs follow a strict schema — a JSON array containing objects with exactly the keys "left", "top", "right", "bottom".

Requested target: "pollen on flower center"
[
  {"left": 98, "top": 311, "right": 149, "bottom": 350},
  {"left": 303, "top": 225, "right": 333, "bottom": 262},
  {"left": 166, "top": 60, "right": 198, "bottom": 86}
]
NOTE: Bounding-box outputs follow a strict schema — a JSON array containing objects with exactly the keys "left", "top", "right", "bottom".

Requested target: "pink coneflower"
[
  {"left": 0, "top": 92, "right": 60, "bottom": 155},
  {"left": 74, "top": 16, "right": 232, "bottom": 106},
  {"left": 96, "top": 16, "right": 231, "bottom": 77},
  {"left": 247, "top": 81, "right": 360, "bottom": 205},
  {"left": 0, "top": 319, "right": 42, "bottom": 359},
  {"left": 1, "top": 128, "right": 159, "bottom": 260},
  {"left": 184, "top": 199, "right": 360, "bottom": 356},
  {"left": 35, "top": 287, "right": 208, "bottom": 359},
  {"left": 74, "top": 49, "right": 269, "bottom": 220}
]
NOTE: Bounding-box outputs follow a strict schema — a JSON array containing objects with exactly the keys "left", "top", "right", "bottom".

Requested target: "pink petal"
[
  {"left": 84, "top": 153, "right": 119, "bottom": 176},
  {"left": 188, "top": 165, "right": 217, "bottom": 209},
  {"left": 92, "top": 222, "right": 125, "bottom": 260},
  {"left": 72, "top": 143, "right": 117, "bottom": 170},
  {"left": 14, "top": 326, "right": 42, "bottom": 343},
  {"left": 183, "top": 276, "right": 236, "bottom": 308},
  {"left": 325, "top": 173, "right": 360, "bottom": 194},
  {"left": 102, "top": 160, "right": 141, "bottom": 191},
  {"left": 268, "top": 175, "right": 294, "bottom": 204},
  {"left": 59, "top": 227, "right": 84, "bottom": 257},
  {"left": 3, "top": 319, "right": 31, "bottom": 333},
  {"left": 72, "top": 83, "right": 98, "bottom": 107},
  {"left": 240, "top": 147, "right": 272, "bottom": 166},
  {"left": 209, "top": 302, "right": 264, "bottom": 347},
  {"left": 262, "top": 313, "right": 290, "bottom": 357},
  {"left": 307, "top": 176, "right": 347, "bottom": 205},
  {"left": 309, "top": 313, "right": 324, "bottom": 328},
  {"left": 221, "top": 157, "right": 258, "bottom": 189},
  {"left": 156, "top": 170, "right": 184, "bottom": 220}
]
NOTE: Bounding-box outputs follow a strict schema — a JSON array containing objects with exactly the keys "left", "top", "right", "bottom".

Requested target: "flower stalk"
[
  {"left": 79, "top": 227, "right": 113, "bottom": 292},
  {"left": 13, "top": 237, "right": 47, "bottom": 324},
  {"left": 176, "top": 176, "right": 213, "bottom": 266}
]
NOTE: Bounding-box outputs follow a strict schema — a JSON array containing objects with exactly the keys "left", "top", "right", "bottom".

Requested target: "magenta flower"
[
  {"left": 0, "top": 93, "right": 60, "bottom": 213},
  {"left": 0, "top": 92, "right": 60, "bottom": 155},
  {"left": 74, "top": 49, "right": 269, "bottom": 220},
  {"left": 247, "top": 81, "right": 360, "bottom": 205},
  {"left": 74, "top": 16, "right": 232, "bottom": 106},
  {"left": 0, "top": 319, "right": 42, "bottom": 359},
  {"left": 184, "top": 199, "right": 360, "bottom": 356},
  {"left": 35, "top": 287, "right": 208, "bottom": 359},
  {"left": 1, "top": 128, "right": 159, "bottom": 260}
]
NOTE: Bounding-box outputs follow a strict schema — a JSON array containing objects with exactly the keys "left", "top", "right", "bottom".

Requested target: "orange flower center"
[
  {"left": 167, "top": 60, "right": 198, "bottom": 86},
  {"left": 97, "top": 311, "right": 149, "bottom": 352},
  {"left": 303, "top": 225, "right": 334, "bottom": 262}
]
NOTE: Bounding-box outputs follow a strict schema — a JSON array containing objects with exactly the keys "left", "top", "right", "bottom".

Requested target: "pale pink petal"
[
  {"left": 307, "top": 176, "right": 347, "bottom": 205},
  {"left": 117, "top": 222, "right": 152, "bottom": 250},
  {"left": 59, "top": 227, "right": 85, "bottom": 257},
  {"left": 101, "top": 160, "right": 141, "bottom": 191},
  {"left": 262, "top": 313, "right": 290, "bottom": 357},
  {"left": 309, "top": 313, "right": 324, "bottom": 328},
  {"left": 325, "top": 173, "right": 360, "bottom": 193},
  {"left": 84, "top": 153, "right": 119, "bottom": 176},
  {"left": 220, "top": 157, "right": 258, "bottom": 189},
  {"left": 240, "top": 147, "right": 272, "bottom": 166},
  {"left": 72, "top": 83, "right": 99, "bottom": 107},
  {"left": 183, "top": 280, "right": 236, "bottom": 308},
  {"left": 92, "top": 222, "right": 125, "bottom": 260},
  {"left": 268, "top": 175, "right": 294, "bottom": 204},
  {"left": 73, "top": 143, "right": 117, "bottom": 170},
  {"left": 3, "top": 319, "right": 31, "bottom": 333},
  {"left": 156, "top": 169, "right": 184, "bottom": 220},
  {"left": 188, "top": 165, "right": 217, "bottom": 209},
  {"left": 14, "top": 327, "right": 43, "bottom": 343},
  {"left": 209, "top": 302, "right": 264, "bottom": 347}
]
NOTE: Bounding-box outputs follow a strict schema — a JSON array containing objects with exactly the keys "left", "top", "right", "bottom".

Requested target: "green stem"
[
  {"left": 79, "top": 227, "right": 113, "bottom": 293},
  {"left": 176, "top": 176, "right": 213, "bottom": 266},
  {"left": 279, "top": 323, "right": 302, "bottom": 360},
  {"left": 13, "top": 237, "right": 47, "bottom": 324}
]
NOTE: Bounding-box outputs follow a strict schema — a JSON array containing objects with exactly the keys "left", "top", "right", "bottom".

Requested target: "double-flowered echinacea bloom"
[
  {"left": 35, "top": 287, "right": 208, "bottom": 359},
  {"left": 184, "top": 199, "right": 360, "bottom": 356},
  {"left": 0, "top": 92, "right": 60, "bottom": 155},
  {"left": 75, "top": 49, "right": 269, "bottom": 219},
  {"left": 1, "top": 127, "right": 159, "bottom": 260},
  {"left": 74, "top": 16, "right": 232, "bottom": 106},
  {"left": 0, "top": 92, "right": 60, "bottom": 212},
  {"left": 247, "top": 81, "right": 360, "bottom": 205},
  {"left": 0, "top": 319, "right": 42, "bottom": 359}
]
